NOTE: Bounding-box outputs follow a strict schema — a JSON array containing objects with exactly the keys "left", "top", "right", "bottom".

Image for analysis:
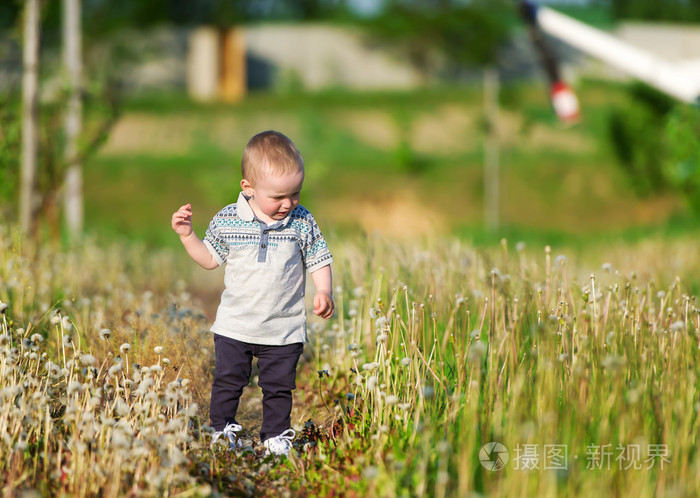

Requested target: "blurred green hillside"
[{"left": 83, "top": 81, "right": 689, "bottom": 248}]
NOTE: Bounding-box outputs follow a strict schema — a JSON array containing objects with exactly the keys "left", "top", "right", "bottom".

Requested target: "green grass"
[
  {"left": 2, "top": 228, "right": 700, "bottom": 496},
  {"left": 81, "top": 81, "right": 693, "bottom": 249}
]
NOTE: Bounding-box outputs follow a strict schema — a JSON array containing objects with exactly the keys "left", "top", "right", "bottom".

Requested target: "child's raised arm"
[{"left": 171, "top": 203, "right": 219, "bottom": 270}]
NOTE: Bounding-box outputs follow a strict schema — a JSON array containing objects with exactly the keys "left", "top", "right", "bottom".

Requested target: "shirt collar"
[{"left": 235, "top": 191, "right": 294, "bottom": 228}]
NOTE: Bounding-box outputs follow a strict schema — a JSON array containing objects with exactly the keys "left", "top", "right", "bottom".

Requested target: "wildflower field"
[{"left": 1, "top": 225, "right": 699, "bottom": 497}]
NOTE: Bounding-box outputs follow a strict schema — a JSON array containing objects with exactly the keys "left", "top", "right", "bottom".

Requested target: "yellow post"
[{"left": 220, "top": 27, "right": 246, "bottom": 103}]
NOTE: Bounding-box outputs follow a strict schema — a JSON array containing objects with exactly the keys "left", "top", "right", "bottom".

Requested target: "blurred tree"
[
  {"left": 0, "top": 94, "right": 21, "bottom": 224},
  {"left": 610, "top": 0, "right": 700, "bottom": 22},
  {"left": 664, "top": 104, "right": 700, "bottom": 215},
  {"left": 607, "top": 83, "right": 675, "bottom": 196},
  {"left": 607, "top": 82, "right": 700, "bottom": 217},
  {"left": 364, "top": 0, "right": 512, "bottom": 81},
  {"left": 32, "top": 0, "right": 353, "bottom": 36}
]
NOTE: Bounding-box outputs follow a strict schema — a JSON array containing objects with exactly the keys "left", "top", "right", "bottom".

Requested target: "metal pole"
[
  {"left": 484, "top": 66, "right": 499, "bottom": 232},
  {"left": 20, "top": 0, "right": 40, "bottom": 234},
  {"left": 63, "top": 0, "right": 83, "bottom": 238}
]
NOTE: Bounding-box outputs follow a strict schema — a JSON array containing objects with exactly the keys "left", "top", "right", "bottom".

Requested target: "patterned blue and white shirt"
[{"left": 203, "top": 191, "right": 333, "bottom": 345}]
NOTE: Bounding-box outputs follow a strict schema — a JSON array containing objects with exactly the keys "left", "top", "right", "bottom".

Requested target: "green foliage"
[
  {"left": 0, "top": 83, "right": 120, "bottom": 234},
  {"left": 607, "top": 82, "right": 700, "bottom": 216},
  {"left": 611, "top": 0, "right": 700, "bottom": 22},
  {"left": 364, "top": 0, "right": 512, "bottom": 78},
  {"left": 0, "top": 94, "right": 20, "bottom": 221},
  {"left": 22, "top": 0, "right": 354, "bottom": 38},
  {"left": 664, "top": 104, "right": 700, "bottom": 213},
  {"left": 607, "top": 83, "right": 675, "bottom": 196}
]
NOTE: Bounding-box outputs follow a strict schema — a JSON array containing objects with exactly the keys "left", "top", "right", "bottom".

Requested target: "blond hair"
[{"left": 241, "top": 130, "right": 304, "bottom": 185}]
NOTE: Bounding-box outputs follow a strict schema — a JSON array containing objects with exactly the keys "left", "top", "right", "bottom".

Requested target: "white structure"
[
  {"left": 243, "top": 24, "right": 422, "bottom": 90},
  {"left": 186, "top": 27, "right": 219, "bottom": 101},
  {"left": 537, "top": 7, "right": 700, "bottom": 102}
]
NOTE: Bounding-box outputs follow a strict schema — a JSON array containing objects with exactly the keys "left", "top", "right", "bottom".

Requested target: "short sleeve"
[
  {"left": 203, "top": 214, "right": 228, "bottom": 265},
  {"left": 303, "top": 214, "right": 333, "bottom": 273}
]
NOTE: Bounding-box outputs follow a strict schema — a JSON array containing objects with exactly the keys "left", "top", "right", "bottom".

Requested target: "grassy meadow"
[
  {"left": 2, "top": 227, "right": 699, "bottom": 496},
  {"left": 2, "top": 82, "right": 700, "bottom": 496},
  {"left": 83, "top": 81, "right": 686, "bottom": 247}
]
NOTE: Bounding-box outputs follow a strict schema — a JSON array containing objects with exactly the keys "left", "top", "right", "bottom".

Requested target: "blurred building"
[{"left": 1, "top": 21, "right": 699, "bottom": 98}]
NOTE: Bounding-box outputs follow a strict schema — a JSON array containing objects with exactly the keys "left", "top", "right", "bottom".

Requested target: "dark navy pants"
[{"left": 209, "top": 334, "right": 303, "bottom": 442}]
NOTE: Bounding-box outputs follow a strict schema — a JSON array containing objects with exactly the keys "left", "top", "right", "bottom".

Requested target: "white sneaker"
[
  {"left": 262, "top": 429, "right": 296, "bottom": 457},
  {"left": 211, "top": 422, "right": 242, "bottom": 450}
]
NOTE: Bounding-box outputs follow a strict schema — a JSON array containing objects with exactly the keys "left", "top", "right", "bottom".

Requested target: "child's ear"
[{"left": 240, "top": 178, "right": 254, "bottom": 196}]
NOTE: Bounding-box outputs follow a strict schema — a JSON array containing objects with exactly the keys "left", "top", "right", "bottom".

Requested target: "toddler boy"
[{"left": 171, "top": 130, "right": 334, "bottom": 456}]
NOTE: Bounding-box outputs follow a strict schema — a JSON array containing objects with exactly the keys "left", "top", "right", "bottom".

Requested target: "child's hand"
[
  {"left": 313, "top": 291, "right": 334, "bottom": 319},
  {"left": 172, "top": 203, "right": 194, "bottom": 237}
]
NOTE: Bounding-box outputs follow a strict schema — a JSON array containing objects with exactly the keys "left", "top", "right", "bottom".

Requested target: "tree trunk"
[
  {"left": 63, "top": 0, "right": 83, "bottom": 239},
  {"left": 20, "top": 0, "right": 40, "bottom": 235}
]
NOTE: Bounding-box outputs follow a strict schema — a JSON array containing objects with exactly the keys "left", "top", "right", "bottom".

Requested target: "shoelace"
[
  {"left": 222, "top": 422, "right": 242, "bottom": 438},
  {"left": 212, "top": 422, "right": 242, "bottom": 448},
  {"left": 265, "top": 429, "right": 296, "bottom": 454}
]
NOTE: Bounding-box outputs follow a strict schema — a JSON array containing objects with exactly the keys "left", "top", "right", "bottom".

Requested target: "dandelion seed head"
[
  {"left": 437, "top": 441, "right": 451, "bottom": 453},
  {"left": 400, "top": 357, "right": 411, "bottom": 367},
  {"left": 671, "top": 321, "right": 685, "bottom": 332},
  {"left": 602, "top": 354, "right": 625, "bottom": 372},
  {"left": 67, "top": 381, "right": 83, "bottom": 395},
  {"left": 119, "top": 343, "right": 131, "bottom": 354},
  {"left": 154, "top": 346, "right": 164, "bottom": 355},
  {"left": 367, "top": 376, "right": 378, "bottom": 390},
  {"left": 364, "top": 466, "right": 379, "bottom": 480},
  {"left": 79, "top": 354, "right": 96, "bottom": 366},
  {"left": 108, "top": 364, "right": 123, "bottom": 376},
  {"left": 50, "top": 315, "right": 61, "bottom": 325},
  {"left": 386, "top": 395, "right": 398, "bottom": 405},
  {"left": 99, "top": 329, "right": 111, "bottom": 340},
  {"left": 469, "top": 341, "right": 487, "bottom": 361}
]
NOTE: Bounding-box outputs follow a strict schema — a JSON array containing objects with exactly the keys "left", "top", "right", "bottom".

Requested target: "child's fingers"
[{"left": 313, "top": 295, "right": 334, "bottom": 318}]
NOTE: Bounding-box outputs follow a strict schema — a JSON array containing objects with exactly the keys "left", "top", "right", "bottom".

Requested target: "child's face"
[{"left": 241, "top": 169, "right": 304, "bottom": 222}]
